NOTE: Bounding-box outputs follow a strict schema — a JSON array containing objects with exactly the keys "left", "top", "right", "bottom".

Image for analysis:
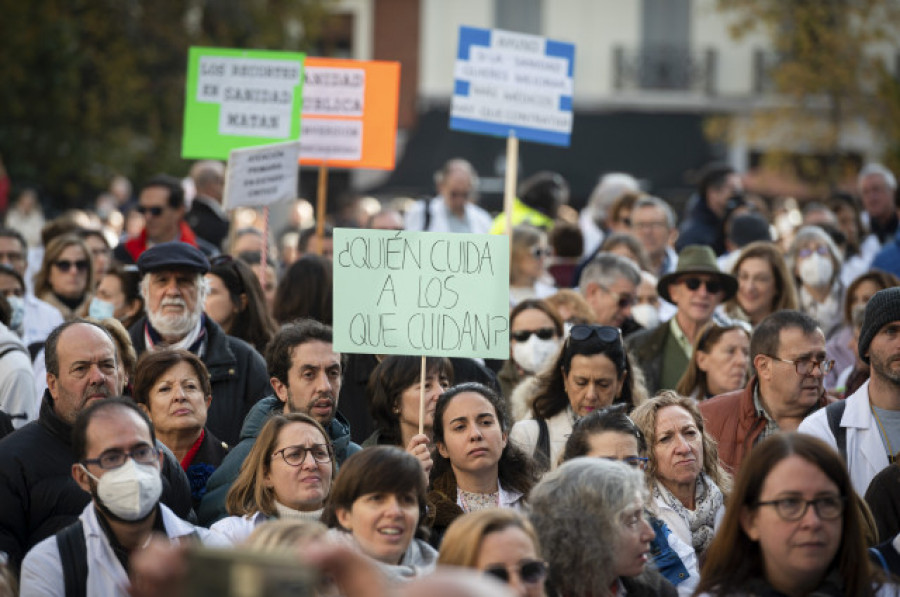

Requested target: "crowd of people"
[{"left": 0, "top": 156, "right": 899, "bottom": 596}]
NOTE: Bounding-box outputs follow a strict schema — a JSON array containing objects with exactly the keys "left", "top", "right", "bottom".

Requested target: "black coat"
[
  {"left": 129, "top": 316, "right": 271, "bottom": 446},
  {"left": 185, "top": 196, "right": 229, "bottom": 249},
  {"left": 0, "top": 393, "right": 193, "bottom": 571}
]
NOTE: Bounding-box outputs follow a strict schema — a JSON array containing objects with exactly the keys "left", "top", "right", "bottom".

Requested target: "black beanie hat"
[{"left": 858, "top": 287, "right": 900, "bottom": 364}]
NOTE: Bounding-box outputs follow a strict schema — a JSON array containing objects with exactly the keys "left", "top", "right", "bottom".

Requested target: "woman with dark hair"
[
  {"left": 205, "top": 256, "right": 277, "bottom": 354},
  {"left": 696, "top": 433, "right": 889, "bottom": 597},
  {"left": 562, "top": 405, "right": 700, "bottom": 596},
  {"left": 675, "top": 322, "right": 750, "bottom": 400},
  {"left": 133, "top": 349, "right": 228, "bottom": 508},
  {"left": 501, "top": 299, "right": 564, "bottom": 405},
  {"left": 211, "top": 413, "right": 333, "bottom": 544},
  {"left": 273, "top": 254, "right": 332, "bottom": 325},
  {"left": 428, "top": 382, "right": 537, "bottom": 546},
  {"left": 34, "top": 233, "right": 93, "bottom": 320},
  {"left": 322, "top": 446, "right": 437, "bottom": 580},
  {"left": 90, "top": 264, "right": 144, "bottom": 330},
  {"left": 510, "top": 324, "right": 645, "bottom": 472},
  {"left": 725, "top": 241, "right": 798, "bottom": 328},
  {"left": 364, "top": 355, "right": 452, "bottom": 473}
]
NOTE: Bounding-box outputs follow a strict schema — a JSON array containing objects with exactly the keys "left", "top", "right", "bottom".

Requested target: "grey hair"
[
  {"left": 632, "top": 195, "right": 676, "bottom": 229},
  {"left": 139, "top": 272, "right": 210, "bottom": 310},
  {"left": 858, "top": 163, "right": 897, "bottom": 190},
  {"left": 579, "top": 252, "right": 642, "bottom": 293},
  {"left": 588, "top": 173, "right": 640, "bottom": 222},
  {"left": 785, "top": 225, "right": 843, "bottom": 285},
  {"left": 434, "top": 158, "right": 480, "bottom": 200},
  {"left": 530, "top": 458, "right": 649, "bottom": 596}
]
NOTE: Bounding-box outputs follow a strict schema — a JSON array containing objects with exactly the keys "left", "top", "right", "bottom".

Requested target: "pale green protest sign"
[
  {"left": 182, "top": 47, "right": 305, "bottom": 159},
  {"left": 333, "top": 229, "right": 510, "bottom": 359}
]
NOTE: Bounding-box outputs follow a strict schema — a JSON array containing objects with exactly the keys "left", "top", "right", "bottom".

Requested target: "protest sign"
[
  {"left": 223, "top": 141, "right": 301, "bottom": 209},
  {"left": 450, "top": 26, "right": 575, "bottom": 147},
  {"left": 300, "top": 58, "right": 401, "bottom": 170},
  {"left": 183, "top": 47, "right": 305, "bottom": 159},
  {"left": 333, "top": 229, "right": 510, "bottom": 359}
]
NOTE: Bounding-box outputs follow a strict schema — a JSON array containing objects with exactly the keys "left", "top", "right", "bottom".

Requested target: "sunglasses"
[
  {"left": 597, "top": 283, "right": 637, "bottom": 309},
  {"left": 569, "top": 324, "right": 621, "bottom": 344},
  {"left": 680, "top": 277, "right": 722, "bottom": 294},
  {"left": 137, "top": 205, "right": 165, "bottom": 217},
  {"left": 530, "top": 246, "right": 551, "bottom": 258},
  {"left": 511, "top": 327, "right": 556, "bottom": 343},
  {"left": 53, "top": 259, "right": 89, "bottom": 273},
  {"left": 484, "top": 560, "right": 548, "bottom": 585}
]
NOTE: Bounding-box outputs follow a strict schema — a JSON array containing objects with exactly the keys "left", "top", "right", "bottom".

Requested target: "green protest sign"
[
  {"left": 182, "top": 47, "right": 305, "bottom": 159},
  {"left": 333, "top": 229, "right": 510, "bottom": 359}
]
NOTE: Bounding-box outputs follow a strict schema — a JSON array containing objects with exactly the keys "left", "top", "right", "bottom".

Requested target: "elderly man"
[
  {"left": 114, "top": 175, "right": 217, "bottom": 264},
  {"left": 630, "top": 195, "right": 679, "bottom": 277},
  {"left": 802, "top": 287, "right": 900, "bottom": 497},
  {"left": 128, "top": 242, "right": 270, "bottom": 446},
  {"left": 19, "top": 398, "right": 223, "bottom": 596},
  {"left": 0, "top": 321, "right": 191, "bottom": 571},
  {"left": 859, "top": 163, "right": 899, "bottom": 247},
  {"left": 405, "top": 158, "right": 492, "bottom": 234},
  {"left": 702, "top": 310, "right": 832, "bottom": 473},
  {"left": 579, "top": 252, "right": 642, "bottom": 331},
  {"left": 199, "top": 318, "right": 361, "bottom": 525},
  {"left": 627, "top": 245, "right": 737, "bottom": 394},
  {"left": 186, "top": 160, "right": 229, "bottom": 249}
]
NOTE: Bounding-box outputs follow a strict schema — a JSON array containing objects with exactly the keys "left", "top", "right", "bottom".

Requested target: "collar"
[
  {"left": 752, "top": 384, "right": 775, "bottom": 423},
  {"left": 180, "top": 428, "right": 205, "bottom": 470},
  {"left": 871, "top": 211, "right": 899, "bottom": 243},
  {"left": 93, "top": 503, "right": 165, "bottom": 574},
  {"left": 144, "top": 314, "right": 207, "bottom": 356},
  {"left": 37, "top": 390, "right": 73, "bottom": 444},
  {"left": 669, "top": 317, "right": 693, "bottom": 357},
  {"left": 192, "top": 195, "right": 227, "bottom": 219}
]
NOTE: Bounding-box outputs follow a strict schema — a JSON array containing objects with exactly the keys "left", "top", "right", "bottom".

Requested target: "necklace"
[
  {"left": 870, "top": 405, "right": 896, "bottom": 464},
  {"left": 457, "top": 487, "right": 500, "bottom": 513}
]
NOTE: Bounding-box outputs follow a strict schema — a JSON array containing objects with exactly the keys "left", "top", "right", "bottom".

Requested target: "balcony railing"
[{"left": 613, "top": 45, "right": 717, "bottom": 95}]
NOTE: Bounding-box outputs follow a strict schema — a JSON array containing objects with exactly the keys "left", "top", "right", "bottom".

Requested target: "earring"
[{"left": 392, "top": 406, "right": 401, "bottom": 415}]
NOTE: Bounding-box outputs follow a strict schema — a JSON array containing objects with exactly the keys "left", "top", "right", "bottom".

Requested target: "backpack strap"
[
  {"left": 57, "top": 519, "right": 87, "bottom": 597},
  {"left": 533, "top": 418, "right": 551, "bottom": 472},
  {"left": 422, "top": 199, "right": 432, "bottom": 231},
  {"left": 825, "top": 400, "right": 848, "bottom": 463}
]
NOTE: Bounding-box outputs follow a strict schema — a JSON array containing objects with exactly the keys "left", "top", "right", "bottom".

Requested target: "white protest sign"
[{"left": 223, "top": 141, "right": 301, "bottom": 209}]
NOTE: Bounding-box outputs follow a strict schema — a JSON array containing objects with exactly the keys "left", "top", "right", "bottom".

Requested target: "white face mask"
[
  {"left": 88, "top": 297, "right": 116, "bottom": 320},
  {"left": 798, "top": 254, "right": 833, "bottom": 288},
  {"left": 631, "top": 304, "right": 660, "bottom": 330},
  {"left": 512, "top": 335, "right": 561, "bottom": 374},
  {"left": 81, "top": 458, "right": 162, "bottom": 521}
]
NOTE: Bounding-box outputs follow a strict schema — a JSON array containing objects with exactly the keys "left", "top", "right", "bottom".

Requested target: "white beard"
[{"left": 147, "top": 298, "right": 201, "bottom": 338}]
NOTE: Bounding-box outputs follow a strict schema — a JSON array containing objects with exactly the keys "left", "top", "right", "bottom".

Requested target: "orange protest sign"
[{"left": 299, "top": 57, "right": 400, "bottom": 170}]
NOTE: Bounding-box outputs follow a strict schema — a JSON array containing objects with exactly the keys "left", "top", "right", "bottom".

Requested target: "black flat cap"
[{"left": 137, "top": 242, "right": 210, "bottom": 275}]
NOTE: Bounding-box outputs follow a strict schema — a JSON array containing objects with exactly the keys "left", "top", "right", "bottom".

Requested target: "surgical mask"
[
  {"left": 798, "top": 254, "right": 833, "bottom": 288},
  {"left": 88, "top": 297, "right": 116, "bottom": 320},
  {"left": 6, "top": 296, "right": 24, "bottom": 335},
  {"left": 512, "top": 335, "right": 561, "bottom": 374},
  {"left": 81, "top": 459, "right": 162, "bottom": 521},
  {"left": 631, "top": 304, "right": 660, "bottom": 330}
]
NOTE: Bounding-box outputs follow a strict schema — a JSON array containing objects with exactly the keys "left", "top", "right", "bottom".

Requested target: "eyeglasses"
[
  {"left": 765, "top": 354, "right": 834, "bottom": 375},
  {"left": 570, "top": 324, "right": 622, "bottom": 344},
  {"left": 756, "top": 495, "right": 845, "bottom": 521},
  {"left": 0, "top": 251, "right": 24, "bottom": 263},
  {"left": 530, "top": 246, "right": 551, "bottom": 259},
  {"left": 81, "top": 444, "right": 159, "bottom": 470},
  {"left": 137, "top": 205, "right": 165, "bottom": 217},
  {"left": 632, "top": 220, "right": 668, "bottom": 231},
  {"left": 596, "top": 284, "right": 637, "bottom": 309},
  {"left": 53, "top": 259, "right": 89, "bottom": 273},
  {"left": 798, "top": 246, "right": 829, "bottom": 259},
  {"left": 272, "top": 444, "right": 332, "bottom": 466},
  {"left": 483, "top": 560, "right": 548, "bottom": 585},
  {"left": 511, "top": 327, "right": 557, "bottom": 343},
  {"left": 602, "top": 456, "right": 649, "bottom": 470},
  {"left": 679, "top": 277, "right": 722, "bottom": 294}
]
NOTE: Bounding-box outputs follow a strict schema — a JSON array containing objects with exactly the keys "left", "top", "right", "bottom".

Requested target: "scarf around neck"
[{"left": 654, "top": 471, "right": 724, "bottom": 555}]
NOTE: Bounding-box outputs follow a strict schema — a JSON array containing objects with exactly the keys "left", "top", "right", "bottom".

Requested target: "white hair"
[
  {"left": 587, "top": 173, "right": 640, "bottom": 222},
  {"left": 140, "top": 272, "right": 210, "bottom": 337},
  {"left": 858, "top": 163, "right": 897, "bottom": 190}
]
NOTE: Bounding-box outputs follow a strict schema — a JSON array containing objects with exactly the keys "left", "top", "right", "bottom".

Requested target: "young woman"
[
  {"left": 322, "top": 446, "right": 437, "bottom": 581},
  {"left": 34, "top": 234, "right": 93, "bottom": 320},
  {"left": 724, "top": 241, "right": 797, "bottom": 328},
  {"left": 428, "top": 383, "right": 537, "bottom": 546},
  {"left": 676, "top": 322, "right": 751, "bottom": 400}
]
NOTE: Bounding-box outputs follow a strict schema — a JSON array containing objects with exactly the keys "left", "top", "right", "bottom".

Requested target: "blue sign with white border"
[{"left": 450, "top": 26, "right": 575, "bottom": 147}]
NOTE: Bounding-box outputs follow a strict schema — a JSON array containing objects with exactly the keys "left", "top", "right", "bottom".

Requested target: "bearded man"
[{"left": 129, "top": 242, "right": 270, "bottom": 446}]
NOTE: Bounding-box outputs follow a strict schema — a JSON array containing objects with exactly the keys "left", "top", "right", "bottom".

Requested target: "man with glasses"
[
  {"left": 113, "top": 174, "right": 218, "bottom": 265},
  {"left": 630, "top": 196, "right": 679, "bottom": 278},
  {"left": 802, "top": 287, "right": 900, "bottom": 497},
  {"left": 579, "top": 252, "right": 642, "bottom": 331},
  {"left": 0, "top": 321, "right": 192, "bottom": 572},
  {"left": 19, "top": 397, "right": 223, "bottom": 595},
  {"left": 198, "top": 318, "right": 361, "bottom": 526},
  {"left": 405, "top": 158, "right": 492, "bottom": 234},
  {"left": 700, "top": 310, "right": 832, "bottom": 473},
  {"left": 627, "top": 245, "right": 737, "bottom": 394}
]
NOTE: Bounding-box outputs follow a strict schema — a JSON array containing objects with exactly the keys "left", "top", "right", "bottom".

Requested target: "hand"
[
  {"left": 298, "top": 538, "right": 397, "bottom": 597},
  {"left": 129, "top": 535, "right": 187, "bottom": 597},
  {"left": 405, "top": 434, "right": 433, "bottom": 479}
]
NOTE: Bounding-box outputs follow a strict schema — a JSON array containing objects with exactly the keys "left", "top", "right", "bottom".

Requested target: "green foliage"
[{"left": 0, "top": 0, "right": 333, "bottom": 209}]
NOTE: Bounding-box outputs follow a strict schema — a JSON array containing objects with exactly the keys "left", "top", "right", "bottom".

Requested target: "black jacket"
[
  {"left": 676, "top": 194, "right": 726, "bottom": 256},
  {"left": 0, "top": 393, "right": 193, "bottom": 571},
  {"left": 129, "top": 316, "right": 271, "bottom": 446},
  {"left": 185, "top": 196, "right": 229, "bottom": 249}
]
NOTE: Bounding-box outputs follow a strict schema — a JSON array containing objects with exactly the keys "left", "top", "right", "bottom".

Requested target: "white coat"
[
  {"left": 509, "top": 406, "right": 576, "bottom": 471},
  {"left": 798, "top": 380, "right": 888, "bottom": 497}
]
